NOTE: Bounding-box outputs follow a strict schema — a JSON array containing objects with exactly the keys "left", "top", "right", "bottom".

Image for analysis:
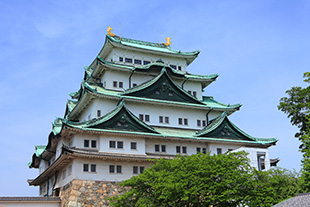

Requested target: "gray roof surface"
[
  {"left": 273, "top": 193, "right": 310, "bottom": 207},
  {"left": 0, "top": 197, "right": 61, "bottom": 201}
]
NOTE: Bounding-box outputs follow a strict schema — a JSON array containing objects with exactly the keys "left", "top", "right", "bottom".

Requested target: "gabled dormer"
[
  {"left": 122, "top": 67, "right": 204, "bottom": 105},
  {"left": 196, "top": 112, "right": 277, "bottom": 145},
  {"left": 64, "top": 100, "right": 159, "bottom": 134}
]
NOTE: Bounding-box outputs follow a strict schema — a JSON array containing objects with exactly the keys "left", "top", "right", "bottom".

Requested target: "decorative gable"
[
  {"left": 66, "top": 100, "right": 158, "bottom": 134},
  {"left": 196, "top": 112, "right": 258, "bottom": 141},
  {"left": 123, "top": 68, "right": 203, "bottom": 105}
]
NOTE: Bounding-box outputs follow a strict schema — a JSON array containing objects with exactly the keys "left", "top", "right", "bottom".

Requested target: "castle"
[{"left": 27, "top": 28, "right": 278, "bottom": 206}]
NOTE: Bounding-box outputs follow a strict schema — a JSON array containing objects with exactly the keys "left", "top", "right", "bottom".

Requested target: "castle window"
[
  {"left": 179, "top": 118, "right": 188, "bottom": 126},
  {"left": 165, "top": 116, "right": 169, "bottom": 123},
  {"left": 113, "top": 81, "right": 117, "bottom": 87},
  {"left": 155, "top": 144, "right": 166, "bottom": 152},
  {"left": 97, "top": 110, "right": 101, "bottom": 117},
  {"left": 178, "top": 118, "right": 183, "bottom": 125},
  {"left": 84, "top": 140, "right": 89, "bottom": 148},
  {"left": 119, "top": 57, "right": 123, "bottom": 62},
  {"left": 182, "top": 146, "right": 187, "bottom": 154},
  {"left": 83, "top": 164, "right": 89, "bottom": 172},
  {"left": 140, "top": 166, "right": 145, "bottom": 174},
  {"left": 159, "top": 116, "right": 163, "bottom": 123},
  {"left": 119, "top": 82, "right": 123, "bottom": 88},
  {"left": 184, "top": 118, "right": 188, "bottom": 125},
  {"left": 117, "top": 141, "right": 123, "bottom": 149},
  {"left": 125, "top": 58, "right": 132, "bottom": 63},
  {"left": 109, "top": 165, "right": 115, "bottom": 173},
  {"left": 133, "top": 166, "right": 138, "bottom": 174},
  {"left": 202, "top": 148, "right": 207, "bottom": 154},
  {"left": 91, "top": 140, "right": 97, "bottom": 148},
  {"left": 197, "top": 120, "right": 201, "bottom": 127},
  {"left": 193, "top": 91, "right": 197, "bottom": 98},
  {"left": 188, "top": 90, "right": 192, "bottom": 95},
  {"left": 117, "top": 165, "right": 122, "bottom": 173},
  {"left": 145, "top": 114, "right": 150, "bottom": 122},
  {"left": 155, "top": 144, "right": 160, "bottom": 152},
  {"left": 228, "top": 149, "right": 233, "bottom": 152},
  {"left": 170, "top": 64, "right": 176, "bottom": 69},
  {"left": 68, "top": 165, "right": 72, "bottom": 176},
  {"left": 134, "top": 59, "right": 142, "bottom": 64},
  {"left": 217, "top": 148, "right": 222, "bottom": 155},
  {"left": 132, "top": 83, "right": 137, "bottom": 87},
  {"left": 143, "top": 60, "right": 150, "bottom": 65},
  {"left": 91, "top": 164, "right": 96, "bottom": 172},
  {"left": 110, "top": 141, "right": 116, "bottom": 148},
  {"left": 131, "top": 142, "right": 137, "bottom": 150},
  {"left": 139, "top": 114, "right": 150, "bottom": 122},
  {"left": 62, "top": 169, "right": 66, "bottom": 180},
  {"left": 176, "top": 146, "right": 181, "bottom": 153},
  {"left": 178, "top": 66, "right": 182, "bottom": 70},
  {"left": 202, "top": 120, "right": 206, "bottom": 127},
  {"left": 197, "top": 147, "right": 201, "bottom": 153}
]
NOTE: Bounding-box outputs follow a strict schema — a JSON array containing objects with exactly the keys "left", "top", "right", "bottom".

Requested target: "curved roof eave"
[{"left": 106, "top": 35, "right": 199, "bottom": 65}]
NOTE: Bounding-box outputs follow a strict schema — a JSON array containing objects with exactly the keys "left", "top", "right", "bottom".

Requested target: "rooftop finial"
[
  {"left": 163, "top": 37, "right": 171, "bottom": 46},
  {"left": 107, "top": 26, "right": 115, "bottom": 37}
]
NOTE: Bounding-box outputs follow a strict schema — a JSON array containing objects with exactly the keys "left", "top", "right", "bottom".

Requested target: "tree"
[
  {"left": 249, "top": 168, "right": 303, "bottom": 206},
  {"left": 111, "top": 152, "right": 254, "bottom": 207},
  {"left": 110, "top": 153, "right": 303, "bottom": 207},
  {"left": 278, "top": 72, "right": 310, "bottom": 189}
]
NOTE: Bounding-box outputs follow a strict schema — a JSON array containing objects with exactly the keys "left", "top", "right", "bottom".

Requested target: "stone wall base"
[{"left": 59, "top": 179, "right": 129, "bottom": 207}]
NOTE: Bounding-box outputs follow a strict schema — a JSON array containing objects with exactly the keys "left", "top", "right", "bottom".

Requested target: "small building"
[
  {"left": 273, "top": 193, "right": 310, "bottom": 207},
  {"left": 0, "top": 197, "right": 60, "bottom": 207},
  {"left": 27, "top": 29, "right": 278, "bottom": 206}
]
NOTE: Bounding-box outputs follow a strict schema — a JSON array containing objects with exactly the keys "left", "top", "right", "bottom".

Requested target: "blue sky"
[{"left": 0, "top": 0, "right": 309, "bottom": 196}]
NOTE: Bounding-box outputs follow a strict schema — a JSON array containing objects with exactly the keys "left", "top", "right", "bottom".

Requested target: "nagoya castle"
[{"left": 28, "top": 27, "right": 278, "bottom": 206}]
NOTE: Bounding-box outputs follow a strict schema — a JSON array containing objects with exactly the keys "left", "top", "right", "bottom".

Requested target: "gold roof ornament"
[
  {"left": 107, "top": 26, "right": 115, "bottom": 37},
  {"left": 163, "top": 37, "right": 171, "bottom": 46}
]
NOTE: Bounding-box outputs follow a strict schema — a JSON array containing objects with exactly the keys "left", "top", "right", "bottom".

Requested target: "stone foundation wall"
[{"left": 59, "top": 179, "right": 129, "bottom": 207}]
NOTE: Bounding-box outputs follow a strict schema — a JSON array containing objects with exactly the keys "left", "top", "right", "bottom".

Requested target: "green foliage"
[
  {"left": 111, "top": 152, "right": 253, "bottom": 207},
  {"left": 110, "top": 153, "right": 304, "bottom": 207},
  {"left": 278, "top": 72, "right": 310, "bottom": 189},
  {"left": 249, "top": 168, "right": 303, "bottom": 206}
]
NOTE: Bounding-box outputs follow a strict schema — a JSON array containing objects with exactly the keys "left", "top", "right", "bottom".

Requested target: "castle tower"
[{"left": 28, "top": 31, "right": 277, "bottom": 206}]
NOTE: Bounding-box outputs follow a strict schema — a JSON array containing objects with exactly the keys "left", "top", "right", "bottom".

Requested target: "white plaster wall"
[
  {"left": 182, "top": 80, "right": 203, "bottom": 100},
  {"left": 131, "top": 73, "right": 156, "bottom": 88},
  {"left": 39, "top": 160, "right": 49, "bottom": 174},
  {"left": 126, "top": 101, "right": 221, "bottom": 130},
  {"left": 101, "top": 69, "right": 131, "bottom": 90},
  {"left": 55, "top": 137, "right": 70, "bottom": 159},
  {"left": 146, "top": 138, "right": 208, "bottom": 155},
  {"left": 54, "top": 161, "right": 74, "bottom": 188},
  {"left": 233, "top": 147, "right": 271, "bottom": 170},
  {"left": 71, "top": 134, "right": 100, "bottom": 150},
  {"left": 208, "top": 143, "right": 243, "bottom": 155},
  {"left": 78, "top": 97, "right": 118, "bottom": 122},
  {"left": 106, "top": 48, "right": 188, "bottom": 71},
  {"left": 71, "top": 158, "right": 150, "bottom": 182},
  {"left": 99, "top": 135, "right": 146, "bottom": 154}
]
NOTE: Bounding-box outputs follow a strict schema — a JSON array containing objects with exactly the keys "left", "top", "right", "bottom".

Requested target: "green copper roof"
[
  {"left": 96, "top": 56, "right": 218, "bottom": 83},
  {"left": 122, "top": 68, "right": 204, "bottom": 105},
  {"left": 34, "top": 146, "right": 46, "bottom": 157},
  {"left": 202, "top": 96, "right": 241, "bottom": 110},
  {"left": 28, "top": 145, "right": 46, "bottom": 168},
  {"left": 64, "top": 100, "right": 158, "bottom": 134},
  {"left": 107, "top": 35, "right": 200, "bottom": 58},
  {"left": 195, "top": 112, "right": 277, "bottom": 144}
]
